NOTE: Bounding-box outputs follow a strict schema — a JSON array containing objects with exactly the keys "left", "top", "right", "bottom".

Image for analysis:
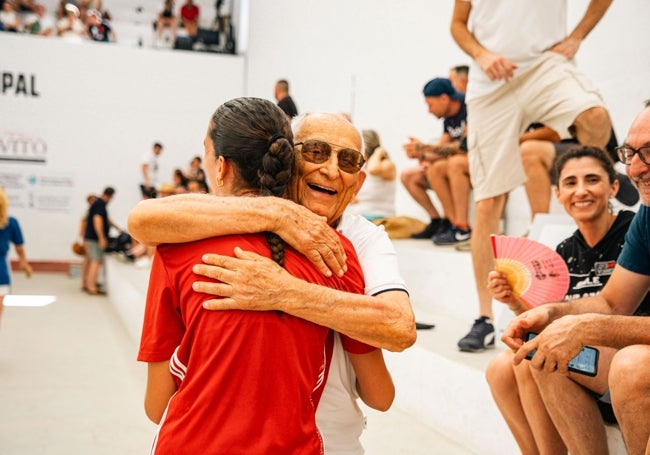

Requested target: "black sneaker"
[
  {"left": 457, "top": 316, "right": 495, "bottom": 352},
  {"left": 411, "top": 218, "right": 443, "bottom": 239},
  {"left": 433, "top": 225, "right": 472, "bottom": 246}
]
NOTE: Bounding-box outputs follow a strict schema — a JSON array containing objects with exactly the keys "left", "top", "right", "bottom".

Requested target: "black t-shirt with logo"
[{"left": 556, "top": 210, "right": 650, "bottom": 315}]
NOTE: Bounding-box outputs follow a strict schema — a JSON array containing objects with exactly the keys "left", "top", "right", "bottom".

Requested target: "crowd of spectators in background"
[
  {"left": 0, "top": 0, "right": 114, "bottom": 41},
  {"left": 0, "top": 0, "right": 235, "bottom": 53}
]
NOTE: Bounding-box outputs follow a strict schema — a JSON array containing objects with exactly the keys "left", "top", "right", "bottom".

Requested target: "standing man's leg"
[
  {"left": 609, "top": 345, "right": 650, "bottom": 455},
  {"left": 459, "top": 88, "right": 525, "bottom": 351},
  {"left": 456, "top": 193, "right": 505, "bottom": 351}
]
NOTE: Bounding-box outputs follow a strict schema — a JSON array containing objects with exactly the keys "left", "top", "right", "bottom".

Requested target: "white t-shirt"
[
  {"left": 141, "top": 150, "right": 160, "bottom": 188},
  {"left": 315, "top": 213, "right": 407, "bottom": 454},
  {"left": 462, "top": 0, "right": 568, "bottom": 100},
  {"left": 345, "top": 174, "right": 396, "bottom": 220}
]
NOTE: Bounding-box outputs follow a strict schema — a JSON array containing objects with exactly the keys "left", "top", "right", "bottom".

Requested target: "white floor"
[{"left": 0, "top": 272, "right": 474, "bottom": 454}]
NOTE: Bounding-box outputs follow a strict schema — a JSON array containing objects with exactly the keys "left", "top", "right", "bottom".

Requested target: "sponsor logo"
[
  {"left": 0, "top": 131, "right": 47, "bottom": 164},
  {"left": 1, "top": 72, "right": 40, "bottom": 97}
]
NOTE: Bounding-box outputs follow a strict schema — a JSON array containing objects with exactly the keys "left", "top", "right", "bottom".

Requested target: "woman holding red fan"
[{"left": 485, "top": 146, "right": 650, "bottom": 455}]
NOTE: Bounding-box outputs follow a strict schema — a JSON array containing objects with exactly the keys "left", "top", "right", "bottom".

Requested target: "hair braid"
[{"left": 210, "top": 97, "right": 294, "bottom": 266}]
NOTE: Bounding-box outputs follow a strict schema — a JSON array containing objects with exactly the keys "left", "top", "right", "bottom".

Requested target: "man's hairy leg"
[
  {"left": 610, "top": 346, "right": 650, "bottom": 455},
  {"left": 532, "top": 367, "right": 608, "bottom": 455},
  {"left": 401, "top": 167, "right": 441, "bottom": 219},
  {"left": 471, "top": 194, "right": 507, "bottom": 320}
]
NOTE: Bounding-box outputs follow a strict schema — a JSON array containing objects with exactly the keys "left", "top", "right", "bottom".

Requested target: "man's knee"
[
  {"left": 400, "top": 168, "right": 416, "bottom": 186},
  {"left": 486, "top": 351, "right": 513, "bottom": 387},
  {"left": 610, "top": 345, "right": 650, "bottom": 397},
  {"left": 475, "top": 194, "right": 507, "bottom": 217},
  {"left": 573, "top": 106, "right": 611, "bottom": 148}
]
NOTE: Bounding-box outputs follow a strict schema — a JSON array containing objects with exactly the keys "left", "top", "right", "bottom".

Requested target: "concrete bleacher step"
[
  {"left": 391, "top": 238, "right": 626, "bottom": 454},
  {"left": 106, "top": 231, "right": 626, "bottom": 454}
]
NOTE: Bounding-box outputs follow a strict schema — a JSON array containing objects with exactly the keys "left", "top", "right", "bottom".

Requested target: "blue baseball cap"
[{"left": 423, "top": 78, "right": 464, "bottom": 100}]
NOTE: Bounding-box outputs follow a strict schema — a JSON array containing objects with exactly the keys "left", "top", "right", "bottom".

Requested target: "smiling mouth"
[{"left": 308, "top": 183, "right": 337, "bottom": 195}]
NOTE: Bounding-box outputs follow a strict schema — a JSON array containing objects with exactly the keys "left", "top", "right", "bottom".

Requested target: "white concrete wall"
[
  {"left": 1, "top": 0, "right": 649, "bottom": 261},
  {"left": 1, "top": 32, "right": 245, "bottom": 261},
  {"left": 244, "top": 0, "right": 650, "bottom": 223}
]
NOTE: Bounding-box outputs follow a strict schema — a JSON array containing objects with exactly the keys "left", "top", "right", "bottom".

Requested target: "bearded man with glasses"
[{"left": 502, "top": 104, "right": 650, "bottom": 455}]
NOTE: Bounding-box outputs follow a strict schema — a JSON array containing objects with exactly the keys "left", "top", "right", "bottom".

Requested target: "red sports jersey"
[{"left": 138, "top": 232, "right": 364, "bottom": 454}]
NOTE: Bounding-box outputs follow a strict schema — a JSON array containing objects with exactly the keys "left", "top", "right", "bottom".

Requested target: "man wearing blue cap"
[{"left": 402, "top": 77, "right": 468, "bottom": 240}]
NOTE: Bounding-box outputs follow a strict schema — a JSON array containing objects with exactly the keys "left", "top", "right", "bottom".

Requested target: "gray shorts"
[{"left": 85, "top": 240, "right": 105, "bottom": 261}]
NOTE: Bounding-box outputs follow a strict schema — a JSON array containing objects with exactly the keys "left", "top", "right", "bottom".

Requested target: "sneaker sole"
[{"left": 458, "top": 343, "right": 495, "bottom": 353}]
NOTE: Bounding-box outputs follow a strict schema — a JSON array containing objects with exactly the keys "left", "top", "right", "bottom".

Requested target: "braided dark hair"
[{"left": 209, "top": 97, "right": 294, "bottom": 265}]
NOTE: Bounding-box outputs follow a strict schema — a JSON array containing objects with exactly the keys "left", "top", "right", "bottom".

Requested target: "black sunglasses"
[
  {"left": 616, "top": 145, "right": 650, "bottom": 165},
  {"left": 294, "top": 139, "right": 366, "bottom": 174}
]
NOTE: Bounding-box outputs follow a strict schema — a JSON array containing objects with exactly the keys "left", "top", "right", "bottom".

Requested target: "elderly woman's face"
[{"left": 291, "top": 114, "right": 366, "bottom": 225}]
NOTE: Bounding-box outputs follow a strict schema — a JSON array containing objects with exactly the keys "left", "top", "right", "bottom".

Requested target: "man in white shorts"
[{"left": 450, "top": 0, "right": 613, "bottom": 352}]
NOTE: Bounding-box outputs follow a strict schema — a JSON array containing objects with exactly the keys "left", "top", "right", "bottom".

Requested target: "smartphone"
[{"left": 525, "top": 332, "right": 599, "bottom": 377}]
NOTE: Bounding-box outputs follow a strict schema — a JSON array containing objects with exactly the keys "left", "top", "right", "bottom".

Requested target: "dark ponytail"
[{"left": 209, "top": 97, "right": 294, "bottom": 265}]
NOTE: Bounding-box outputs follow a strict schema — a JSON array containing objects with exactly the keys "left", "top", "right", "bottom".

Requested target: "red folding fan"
[{"left": 490, "top": 234, "right": 570, "bottom": 308}]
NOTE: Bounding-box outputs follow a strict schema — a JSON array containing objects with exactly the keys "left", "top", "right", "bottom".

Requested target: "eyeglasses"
[
  {"left": 294, "top": 139, "right": 365, "bottom": 174},
  {"left": 616, "top": 145, "right": 650, "bottom": 165}
]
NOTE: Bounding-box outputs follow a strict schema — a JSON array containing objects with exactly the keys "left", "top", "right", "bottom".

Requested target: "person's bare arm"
[
  {"left": 349, "top": 349, "right": 394, "bottom": 411},
  {"left": 144, "top": 361, "right": 177, "bottom": 424},
  {"left": 192, "top": 247, "right": 416, "bottom": 352},
  {"left": 141, "top": 163, "right": 150, "bottom": 187},
  {"left": 93, "top": 214, "right": 107, "bottom": 250},
  {"left": 127, "top": 193, "right": 347, "bottom": 277},
  {"left": 364, "top": 147, "right": 396, "bottom": 181},
  {"left": 551, "top": 0, "right": 613, "bottom": 59},
  {"left": 510, "top": 266, "right": 650, "bottom": 367},
  {"left": 14, "top": 245, "right": 32, "bottom": 278},
  {"left": 450, "top": 0, "right": 518, "bottom": 81}
]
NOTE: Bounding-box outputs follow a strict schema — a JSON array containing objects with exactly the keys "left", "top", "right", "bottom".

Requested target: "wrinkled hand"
[
  {"left": 549, "top": 36, "right": 581, "bottom": 60},
  {"left": 476, "top": 51, "right": 518, "bottom": 82},
  {"left": 512, "top": 315, "right": 588, "bottom": 375},
  {"left": 501, "top": 306, "right": 550, "bottom": 352},
  {"left": 193, "top": 247, "right": 292, "bottom": 311},
  {"left": 403, "top": 137, "right": 422, "bottom": 159},
  {"left": 272, "top": 201, "right": 346, "bottom": 277}
]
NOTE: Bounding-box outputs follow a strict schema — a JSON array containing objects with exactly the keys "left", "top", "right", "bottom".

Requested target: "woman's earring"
[{"left": 215, "top": 178, "right": 224, "bottom": 188}]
